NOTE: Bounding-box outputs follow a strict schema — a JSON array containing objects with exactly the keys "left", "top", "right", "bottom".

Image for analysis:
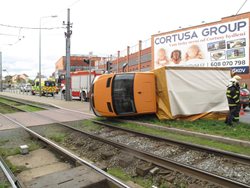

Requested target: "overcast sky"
[{"left": 0, "top": 0, "right": 249, "bottom": 79}]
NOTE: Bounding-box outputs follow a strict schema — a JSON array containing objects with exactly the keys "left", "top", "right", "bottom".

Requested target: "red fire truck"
[{"left": 60, "top": 70, "right": 102, "bottom": 101}]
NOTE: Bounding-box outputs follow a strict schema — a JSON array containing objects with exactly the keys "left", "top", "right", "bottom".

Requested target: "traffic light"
[
  {"left": 106, "top": 61, "right": 112, "bottom": 73},
  {"left": 83, "top": 59, "right": 90, "bottom": 64}
]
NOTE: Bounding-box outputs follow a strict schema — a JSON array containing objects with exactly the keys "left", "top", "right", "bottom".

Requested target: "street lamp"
[{"left": 39, "top": 15, "right": 57, "bottom": 97}]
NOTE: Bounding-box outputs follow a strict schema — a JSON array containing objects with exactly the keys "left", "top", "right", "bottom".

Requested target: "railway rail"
[
  {"left": 48, "top": 120, "right": 250, "bottom": 187},
  {"left": 0, "top": 113, "right": 130, "bottom": 188},
  {"left": 0, "top": 155, "right": 21, "bottom": 188},
  {"left": 1, "top": 96, "right": 250, "bottom": 187},
  {"left": 0, "top": 95, "right": 57, "bottom": 110}
]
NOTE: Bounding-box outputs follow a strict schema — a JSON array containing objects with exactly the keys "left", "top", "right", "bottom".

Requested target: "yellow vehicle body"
[
  {"left": 32, "top": 78, "right": 57, "bottom": 96},
  {"left": 91, "top": 72, "right": 157, "bottom": 117}
]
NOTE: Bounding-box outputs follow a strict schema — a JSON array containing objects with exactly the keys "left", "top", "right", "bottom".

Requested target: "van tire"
[
  {"left": 61, "top": 90, "right": 66, "bottom": 99},
  {"left": 81, "top": 92, "right": 87, "bottom": 102}
]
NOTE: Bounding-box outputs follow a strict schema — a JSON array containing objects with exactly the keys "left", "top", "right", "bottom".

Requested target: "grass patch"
[
  {"left": 47, "top": 132, "right": 67, "bottom": 143},
  {"left": 108, "top": 167, "right": 179, "bottom": 188},
  {"left": 68, "top": 120, "right": 103, "bottom": 132},
  {"left": 0, "top": 98, "right": 17, "bottom": 105},
  {"left": 117, "top": 115, "right": 250, "bottom": 141},
  {"left": 0, "top": 147, "right": 20, "bottom": 157},
  {"left": 0, "top": 97, "right": 43, "bottom": 112},
  {"left": 0, "top": 139, "right": 9, "bottom": 145},
  {"left": 0, "top": 181, "right": 10, "bottom": 188},
  {"left": 15, "top": 105, "right": 43, "bottom": 112},
  {"left": 4, "top": 159, "right": 27, "bottom": 174},
  {"left": 108, "top": 167, "right": 153, "bottom": 188},
  {"left": 99, "top": 118, "right": 250, "bottom": 156},
  {"left": 108, "top": 167, "right": 130, "bottom": 182},
  {"left": 0, "top": 102, "right": 20, "bottom": 113},
  {"left": 0, "top": 140, "right": 40, "bottom": 157},
  {"left": 28, "top": 140, "right": 41, "bottom": 151}
]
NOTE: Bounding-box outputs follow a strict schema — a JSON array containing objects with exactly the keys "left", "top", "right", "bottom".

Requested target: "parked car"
[
  {"left": 20, "top": 84, "right": 25, "bottom": 92},
  {"left": 24, "top": 84, "right": 32, "bottom": 92},
  {"left": 240, "top": 88, "right": 250, "bottom": 109},
  {"left": 20, "top": 84, "right": 32, "bottom": 92}
]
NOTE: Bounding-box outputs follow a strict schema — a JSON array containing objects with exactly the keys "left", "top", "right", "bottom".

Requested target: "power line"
[
  {"left": 0, "top": 33, "right": 24, "bottom": 37},
  {"left": 236, "top": 0, "right": 248, "bottom": 15},
  {"left": 0, "top": 23, "right": 64, "bottom": 30},
  {"left": 68, "top": 0, "right": 81, "bottom": 8}
]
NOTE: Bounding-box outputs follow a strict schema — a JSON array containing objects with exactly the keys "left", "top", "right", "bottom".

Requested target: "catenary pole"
[
  {"left": 88, "top": 52, "right": 92, "bottom": 112},
  {"left": 0, "top": 52, "right": 2, "bottom": 92},
  {"left": 65, "top": 8, "right": 72, "bottom": 101}
]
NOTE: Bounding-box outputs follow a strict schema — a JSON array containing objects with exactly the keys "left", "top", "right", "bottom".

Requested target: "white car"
[{"left": 24, "top": 84, "right": 32, "bottom": 92}]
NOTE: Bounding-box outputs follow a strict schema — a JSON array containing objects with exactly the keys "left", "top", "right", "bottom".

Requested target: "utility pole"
[
  {"left": 64, "top": 8, "right": 72, "bottom": 101},
  {"left": 0, "top": 52, "right": 2, "bottom": 92},
  {"left": 138, "top": 40, "right": 142, "bottom": 72},
  {"left": 88, "top": 52, "right": 92, "bottom": 112}
]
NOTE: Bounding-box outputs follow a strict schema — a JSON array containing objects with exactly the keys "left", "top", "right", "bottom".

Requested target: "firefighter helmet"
[{"left": 233, "top": 75, "right": 241, "bottom": 81}]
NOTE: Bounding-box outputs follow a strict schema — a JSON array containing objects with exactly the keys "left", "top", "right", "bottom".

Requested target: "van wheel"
[
  {"left": 243, "top": 104, "right": 247, "bottom": 109},
  {"left": 62, "top": 90, "right": 66, "bottom": 99},
  {"left": 81, "top": 92, "right": 87, "bottom": 102}
]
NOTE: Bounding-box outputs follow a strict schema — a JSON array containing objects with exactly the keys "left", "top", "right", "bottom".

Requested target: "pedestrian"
[{"left": 225, "top": 75, "right": 241, "bottom": 126}]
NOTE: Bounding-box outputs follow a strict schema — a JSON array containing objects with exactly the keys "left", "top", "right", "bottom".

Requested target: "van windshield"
[{"left": 112, "top": 74, "right": 136, "bottom": 115}]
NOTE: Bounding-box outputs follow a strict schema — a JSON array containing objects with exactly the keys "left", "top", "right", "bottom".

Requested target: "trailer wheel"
[{"left": 81, "top": 92, "right": 87, "bottom": 102}]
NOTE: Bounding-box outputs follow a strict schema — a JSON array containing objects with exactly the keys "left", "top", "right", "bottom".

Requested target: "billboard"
[{"left": 153, "top": 18, "right": 249, "bottom": 74}]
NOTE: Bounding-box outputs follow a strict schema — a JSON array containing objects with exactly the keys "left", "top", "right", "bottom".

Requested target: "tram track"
[
  {"left": 2, "top": 114, "right": 248, "bottom": 187},
  {"left": 0, "top": 155, "right": 21, "bottom": 188},
  {"left": 0, "top": 95, "right": 57, "bottom": 111},
  {"left": 50, "top": 120, "right": 250, "bottom": 187},
  {"left": 0, "top": 113, "right": 130, "bottom": 188},
  {"left": 1, "top": 96, "right": 250, "bottom": 187}
]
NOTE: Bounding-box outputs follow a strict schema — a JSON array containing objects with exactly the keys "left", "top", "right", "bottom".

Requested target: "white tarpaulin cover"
[{"left": 153, "top": 67, "right": 231, "bottom": 120}]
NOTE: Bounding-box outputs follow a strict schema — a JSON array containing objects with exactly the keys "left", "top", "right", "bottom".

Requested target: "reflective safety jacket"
[{"left": 226, "top": 85, "right": 240, "bottom": 106}]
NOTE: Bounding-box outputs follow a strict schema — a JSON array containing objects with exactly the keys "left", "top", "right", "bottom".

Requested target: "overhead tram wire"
[
  {"left": 0, "top": 24, "right": 64, "bottom": 46},
  {"left": 0, "top": 23, "right": 64, "bottom": 30},
  {"left": 0, "top": 33, "right": 24, "bottom": 37},
  {"left": 235, "top": 0, "right": 248, "bottom": 15}
]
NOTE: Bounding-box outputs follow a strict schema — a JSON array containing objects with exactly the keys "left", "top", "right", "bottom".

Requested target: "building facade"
[
  {"left": 99, "top": 12, "right": 249, "bottom": 86},
  {"left": 54, "top": 55, "right": 102, "bottom": 78}
]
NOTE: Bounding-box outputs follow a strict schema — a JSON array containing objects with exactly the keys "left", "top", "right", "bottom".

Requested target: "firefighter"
[{"left": 225, "top": 75, "right": 241, "bottom": 126}]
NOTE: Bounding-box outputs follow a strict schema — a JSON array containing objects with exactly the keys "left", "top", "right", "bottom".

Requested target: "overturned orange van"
[{"left": 90, "top": 72, "right": 157, "bottom": 117}]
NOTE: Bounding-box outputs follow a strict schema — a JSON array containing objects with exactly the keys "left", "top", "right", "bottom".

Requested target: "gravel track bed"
[
  {"left": 90, "top": 126, "right": 250, "bottom": 185},
  {"left": 62, "top": 131, "right": 221, "bottom": 188},
  {"left": 32, "top": 124, "right": 221, "bottom": 188}
]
